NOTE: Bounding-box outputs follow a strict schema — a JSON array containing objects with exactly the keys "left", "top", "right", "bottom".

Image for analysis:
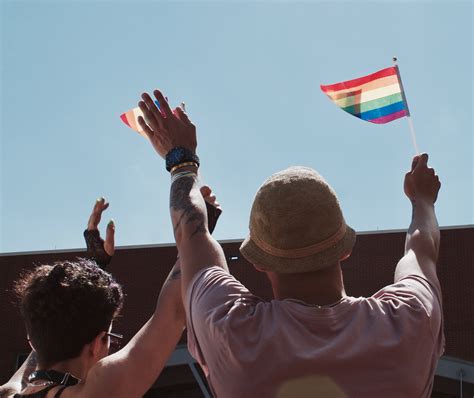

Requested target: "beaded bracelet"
[
  {"left": 170, "top": 161, "right": 199, "bottom": 174},
  {"left": 171, "top": 170, "right": 198, "bottom": 185}
]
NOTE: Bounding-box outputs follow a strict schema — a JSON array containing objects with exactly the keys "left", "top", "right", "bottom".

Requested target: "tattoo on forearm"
[
  {"left": 21, "top": 351, "right": 38, "bottom": 388},
  {"left": 185, "top": 212, "right": 207, "bottom": 237},
  {"left": 170, "top": 176, "right": 206, "bottom": 239}
]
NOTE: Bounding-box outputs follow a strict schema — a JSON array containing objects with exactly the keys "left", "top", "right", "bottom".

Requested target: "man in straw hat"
[{"left": 137, "top": 88, "right": 444, "bottom": 398}]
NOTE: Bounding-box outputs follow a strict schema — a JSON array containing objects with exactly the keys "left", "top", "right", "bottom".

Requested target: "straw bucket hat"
[{"left": 240, "top": 166, "right": 356, "bottom": 273}]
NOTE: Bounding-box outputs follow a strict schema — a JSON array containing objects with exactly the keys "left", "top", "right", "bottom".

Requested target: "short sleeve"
[
  {"left": 372, "top": 275, "right": 444, "bottom": 356},
  {"left": 185, "top": 266, "right": 261, "bottom": 370}
]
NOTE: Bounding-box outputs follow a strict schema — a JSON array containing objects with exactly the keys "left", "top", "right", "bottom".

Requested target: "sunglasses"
[
  {"left": 106, "top": 331, "right": 123, "bottom": 340},
  {"left": 105, "top": 331, "right": 124, "bottom": 351}
]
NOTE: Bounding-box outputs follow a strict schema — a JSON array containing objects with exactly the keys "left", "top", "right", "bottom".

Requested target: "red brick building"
[{"left": 1, "top": 226, "right": 473, "bottom": 397}]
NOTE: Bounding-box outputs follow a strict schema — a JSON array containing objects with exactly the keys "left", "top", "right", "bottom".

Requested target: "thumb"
[
  {"left": 104, "top": 219, "right": 115, "bottom": 256},
  {"left": 414, "top": 153, "right": 429, "bottom": 170}
]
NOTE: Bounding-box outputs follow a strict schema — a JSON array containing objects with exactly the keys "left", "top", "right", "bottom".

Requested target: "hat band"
[{"left": 250, "top": 223, "right": 347, "bottom": 259}]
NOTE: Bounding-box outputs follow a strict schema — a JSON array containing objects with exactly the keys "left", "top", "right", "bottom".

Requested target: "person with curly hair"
[
  {"left": 14, "top": 259, "right": 123, "bottom": 392},
  {"left": 1, "top": 190, "right": 221, "bottom": 398}
]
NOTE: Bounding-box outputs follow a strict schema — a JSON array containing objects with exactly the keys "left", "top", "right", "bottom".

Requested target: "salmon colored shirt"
[{"left": 186, "top": 266, "right": 444, "bottom": 398}]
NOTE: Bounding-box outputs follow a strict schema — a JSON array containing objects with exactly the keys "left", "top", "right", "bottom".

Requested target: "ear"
[
  {"left": 340, "top": 250, "right": 352, "bottom": 262},
  {"left": 89, "top": 331, "right": 107, "bottom": 358}
]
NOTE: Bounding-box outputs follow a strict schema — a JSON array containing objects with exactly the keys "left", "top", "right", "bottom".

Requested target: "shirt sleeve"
[
  {"left": 185, "top": 266, "right": 261, "bottom": 371},
  {"left": 372, "top": 275, "right": 444, "bottom": 356}
]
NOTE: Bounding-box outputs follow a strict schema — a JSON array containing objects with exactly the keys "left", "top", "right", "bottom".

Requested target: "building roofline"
[
  {"left": 356, "top": 224, "right": 473, "bottom": 236},
  {"left": 1, "top": 224, "right": 472, "bottom": 257}
]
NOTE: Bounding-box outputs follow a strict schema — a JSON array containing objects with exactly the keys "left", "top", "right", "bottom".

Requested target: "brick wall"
[{"left": 1, "top": 226, "right": 472, "bottom": 384}]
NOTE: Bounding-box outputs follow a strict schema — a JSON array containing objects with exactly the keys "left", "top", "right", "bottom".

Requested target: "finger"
[
  {"left": 138, "top": 101, "right": 157, "bottom": 129},
  {"left": 207, "top": 194, "right": 217, "bottom": 205},
  {"left": 141, "top": 93, "right": 165, "bottom": 128},
  {"left": 175, "top": 106, "right": 192, "bottom": 124},
  {"left": 96, "top": 199, "right": 109, "bottom": 213},
  {"left": 172, "top": 107, "right": 182, "bottom": 121},
  {"left": 94, "top": 199, "right": 109, "bottom": 216},
  {"left": 200, "top": 185, "right": 212, "bottom": 198},
  {"left": 104, "top": 219, "right": 115, "bottom": 256},
  {"left": 94, "top": 196, "right": 105, "bottom": 208},
  {"left": 88, "top": 197, "right": 108, "bottom": 229},
  {"left": 153, "top": 89, "right": 173, "bottom": 118},
  {"left": 411, "top": 155, "right": 421, "bottom": 171},
  {"left": 137, "top": 116, "right": 155, "bottom": 139},
  {"left": 415, "top": 153, "right": 429, "bottom": 169},
  {"left": 140, "top": 95, "right": 165, "bottom": 128}
]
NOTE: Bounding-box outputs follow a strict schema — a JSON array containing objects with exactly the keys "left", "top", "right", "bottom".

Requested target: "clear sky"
[{"left": 1, "top": 0, "right": 472, "bottom": 253}]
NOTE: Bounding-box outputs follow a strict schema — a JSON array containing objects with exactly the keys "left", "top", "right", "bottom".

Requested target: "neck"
[
  {"left": 266, "top": 263, "right": 346, "bottom": 306},
  {"left": 38, "top": 356, "right": 89, "bottom": 382}
]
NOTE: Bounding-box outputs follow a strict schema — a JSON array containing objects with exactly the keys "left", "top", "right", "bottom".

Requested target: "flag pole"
[{"left": 392, "top": 57, "right": 420, "bottom": 155}]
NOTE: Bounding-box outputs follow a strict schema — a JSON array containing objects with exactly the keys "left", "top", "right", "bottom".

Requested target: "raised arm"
[
  {"left": 82, "top": 258, "right": 185, "bottom": 398},
  {"left": 395, "top": 153, "right": 441, "bottom": 286},
  {"left": 81, "top": 186, "right": 221, "bottom": 398},
  {"left": 1, "top": 199, "right": 116, "bottom": 397},
  {"left": 136, "top": 89, "right": 228, "bottom": 300}
]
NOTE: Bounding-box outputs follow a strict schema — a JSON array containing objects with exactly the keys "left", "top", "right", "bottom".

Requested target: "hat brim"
[{"left": 239, "top": 226, "right": 356, "bottom": 273}]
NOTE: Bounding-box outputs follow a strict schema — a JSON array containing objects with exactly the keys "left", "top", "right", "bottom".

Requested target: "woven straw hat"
[{"left": 240, "top": 166, "right": 356, "bottom": 273}]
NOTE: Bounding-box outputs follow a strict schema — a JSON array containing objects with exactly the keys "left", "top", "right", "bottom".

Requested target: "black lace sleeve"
[{"left": 83, "top": 229, "right": 112, "bottom": 269}]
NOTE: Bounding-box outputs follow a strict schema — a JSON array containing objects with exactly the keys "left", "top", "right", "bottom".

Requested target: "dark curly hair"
[{"left": 14, "top": 259, "right": 123, "bottom": 367}]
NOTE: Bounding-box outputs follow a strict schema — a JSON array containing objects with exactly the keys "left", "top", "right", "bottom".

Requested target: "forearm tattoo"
[{"left": 170, "top": 176, "right": 206, "bottom": 239}]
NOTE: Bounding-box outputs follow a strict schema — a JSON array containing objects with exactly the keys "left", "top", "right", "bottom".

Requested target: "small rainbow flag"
[
  {"left": 120, "top": 100, "right": 161, "bottom": 139},
  {"left": 320, "top": 66, "right": 409, "bottom": 124}
]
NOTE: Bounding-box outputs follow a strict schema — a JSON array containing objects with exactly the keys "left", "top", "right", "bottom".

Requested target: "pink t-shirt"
[{"left": 186, "top": 266, "right": 444, "bottom": 398}]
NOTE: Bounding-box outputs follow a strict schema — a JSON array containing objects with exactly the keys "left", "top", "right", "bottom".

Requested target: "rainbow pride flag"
[
  {"left": 120, "top": 100, "right": 161, "bottom": 139},
  {"left": 320, "top": 66, "right": 409, "bottom": 124}
]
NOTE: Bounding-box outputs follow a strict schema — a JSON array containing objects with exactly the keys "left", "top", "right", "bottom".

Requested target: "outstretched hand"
[
  {"left": 84, "top": 198, "right": 115, "bottom": 269},
  {"left": 87, "top": 197, "right": 115, "bottom": 256},
  {"left": 137, "top": 89, "right": 197, "bottom": 158},
  {"left": 404, "top": 153, "right": 441, "bottom": 205}
]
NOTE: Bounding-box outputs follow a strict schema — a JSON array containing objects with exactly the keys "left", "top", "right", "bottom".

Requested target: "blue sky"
[{"left": 1, "top": 0, "right": 472, "bottom": 253}]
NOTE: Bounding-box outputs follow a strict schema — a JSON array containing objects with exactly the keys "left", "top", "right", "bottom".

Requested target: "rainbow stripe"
[
  {"left": 320, "top": 67, "right": 409, "bottom": 124},
  {"left": 120, "top": 100, "right": 161, "bottom": 138}
]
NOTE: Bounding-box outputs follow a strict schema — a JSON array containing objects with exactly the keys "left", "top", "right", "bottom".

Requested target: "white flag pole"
[
  {"left": 392, "top": 57, "right": 420, "bottom": 155},
  {"left": 406, "top": 116, "right": 420, "bottom": 155}
]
